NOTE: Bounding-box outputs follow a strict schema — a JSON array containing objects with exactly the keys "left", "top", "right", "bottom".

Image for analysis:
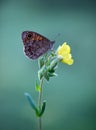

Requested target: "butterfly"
[{"left": 21, "top": 31, "right": 55, "bottom": 59}]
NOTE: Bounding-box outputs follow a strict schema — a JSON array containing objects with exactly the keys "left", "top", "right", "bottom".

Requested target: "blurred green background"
[{"left": 0, "top": 0, "right": 96, "bottom": 130}]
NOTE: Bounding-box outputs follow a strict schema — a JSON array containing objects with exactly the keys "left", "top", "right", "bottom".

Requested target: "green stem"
[{"left": 38, "top": 78, "right": 44, "bottom": 130}]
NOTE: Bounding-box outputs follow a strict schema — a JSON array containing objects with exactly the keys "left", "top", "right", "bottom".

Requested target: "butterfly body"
[{"left": 22, "top": 31, "right": 55, "bottom": 59}]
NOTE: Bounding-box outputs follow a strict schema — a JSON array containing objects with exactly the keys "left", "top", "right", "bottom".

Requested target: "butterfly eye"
[{"left": 27, "top": 33, "right": 32, "bottom": 38}]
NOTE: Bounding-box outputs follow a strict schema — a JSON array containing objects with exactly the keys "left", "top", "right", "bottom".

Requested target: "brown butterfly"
[{"left": 22, "top": 31, "right": 55, "bottom": 59}]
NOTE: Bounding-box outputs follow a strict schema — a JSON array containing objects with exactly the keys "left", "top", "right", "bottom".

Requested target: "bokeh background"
[{"left": 0, "top": 0, "right": 96, "bottom": 130}]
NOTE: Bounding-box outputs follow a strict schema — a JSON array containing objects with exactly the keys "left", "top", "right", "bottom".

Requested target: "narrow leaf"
[
  {"left": 38, "top": 65, "right": 46, "bottom": 80},
  {"left": 35, "top": 81, "right": 41, "bottom": 92},
  {"left": 39, "top": 100, "right": 46, "bottom": 117},
  {"left": 38, "top": 57, "right": 45, "bottom": 68},
  {"left": 44, "top": 71, "right": 50, "bottom": 81},
  {"left": 24, "top": 92, "right": 39, "bottom": 115},
  {"left": 48, "top": 68, "right": 55, "bottom": 73},
  {"left": 48, "top": 72, "right": 57, "bottom": 77}
]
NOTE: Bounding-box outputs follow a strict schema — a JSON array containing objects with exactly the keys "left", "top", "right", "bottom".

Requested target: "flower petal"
[{"left": 57, "top": 42, "right": 74, "bottom": 65}]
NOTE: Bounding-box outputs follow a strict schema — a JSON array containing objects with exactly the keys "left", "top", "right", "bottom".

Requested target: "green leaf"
[
  {"left": 48, "top": 68, "right": 55, "bottom": 73},
  {"left": 38, "top": 57, "right": 45, "bottom": 68},
  {"left": 35, "top": 81, "right": 41, "bottom": 92},
  {"left": 44, "top": 71, "right": 50, "bottom": 81},
  {"left": 50, "top": 51, "right": 55, "bottom": 57},
  {"left": 48, "top": 72, "right": 57, "bottom": 77},
  {"left": 24, "top": 92, "right": 39, "bottom": 115},
  {"left": 38, "top": 65, "right": 47, "bottom": 80},
  {"left": 49, "top": 58, "right": 58, "bottom": 70},
  {"left": 39, "top": 100, "right": 46, "bottom": 117}
]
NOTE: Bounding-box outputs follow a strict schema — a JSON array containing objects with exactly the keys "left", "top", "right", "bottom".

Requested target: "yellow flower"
[{"left": 57, "top": 42, "right": 74, "bottom": 65}]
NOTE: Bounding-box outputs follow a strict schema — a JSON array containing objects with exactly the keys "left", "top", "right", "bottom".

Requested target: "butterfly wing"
[{"left": 22, "top": 31, "right": 55, "bottom": 59}]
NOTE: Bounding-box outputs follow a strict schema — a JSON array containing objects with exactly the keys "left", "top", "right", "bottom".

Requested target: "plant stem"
[{"left": 38, "top": 78, "right": 44, "bottom": 130}]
